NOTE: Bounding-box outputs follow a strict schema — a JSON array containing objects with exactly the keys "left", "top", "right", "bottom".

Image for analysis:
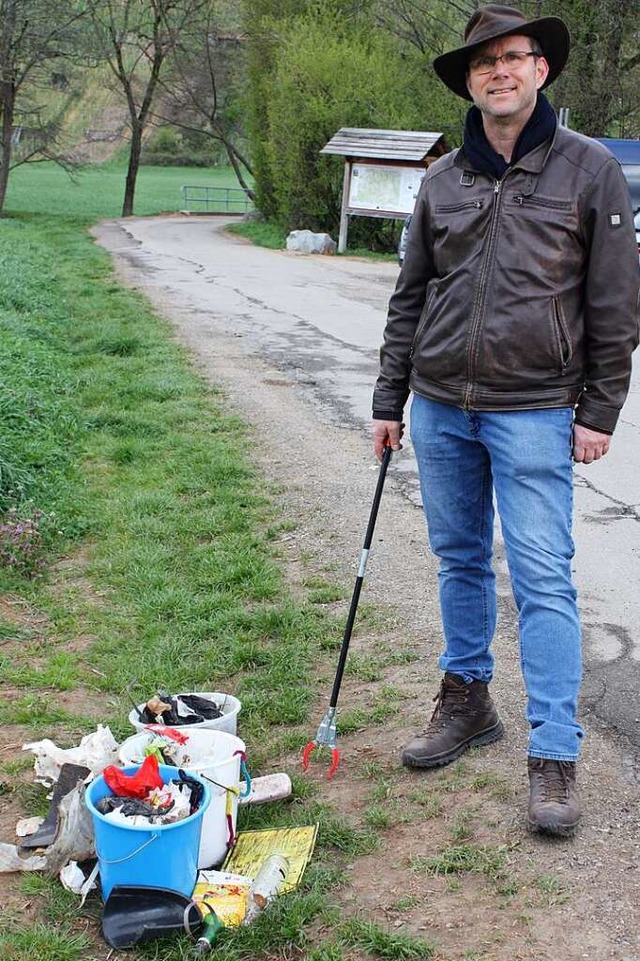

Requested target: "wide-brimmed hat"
[{"left": 433, "top": 4, "right": 570, "bottom": 101}]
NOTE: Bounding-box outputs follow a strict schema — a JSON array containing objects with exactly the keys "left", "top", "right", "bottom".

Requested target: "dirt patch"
[{"left": 93, "top": 225, "right": 640, "bottom": 961}]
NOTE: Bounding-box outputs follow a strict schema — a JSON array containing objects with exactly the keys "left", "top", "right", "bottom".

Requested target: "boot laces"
[
  {"left": 532, "top": 760, "right": 573, "bottom": 802},
  {"left": 426, "top": 680, "right": 469, "bottom": 731}
]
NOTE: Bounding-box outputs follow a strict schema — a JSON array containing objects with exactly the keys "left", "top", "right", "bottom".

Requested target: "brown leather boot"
[
  {"left": 402, "top": 672, "right": 504, "bottom": 769},
  {"left": 527, "top": 758, "right": 581, "bottom": 837}
]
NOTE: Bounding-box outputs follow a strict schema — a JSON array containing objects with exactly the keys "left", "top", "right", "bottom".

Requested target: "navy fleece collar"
[{"left": 463, "top": 92, "right": 557, "bottom": 180}]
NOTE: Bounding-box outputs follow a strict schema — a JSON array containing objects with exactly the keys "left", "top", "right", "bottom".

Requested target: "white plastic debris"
[
  {"left": 15, "top": 815, "right": 45, "bottom": 838},
  {"left": 23, "top": 725, "right": 119, "bottom": 784},
  {"left": 59, "top": 860, "right": 99, "bottom": 904},
  {"left": 59, "top": 860, "right": 87, "bottom": 894},
  {"left": 0, "top": 841, "right": 47, "bottom": 873}
]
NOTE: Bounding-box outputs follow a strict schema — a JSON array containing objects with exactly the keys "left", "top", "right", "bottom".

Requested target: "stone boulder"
[{"left": 285, "top": 230, "right": 337, "bottom": 255}]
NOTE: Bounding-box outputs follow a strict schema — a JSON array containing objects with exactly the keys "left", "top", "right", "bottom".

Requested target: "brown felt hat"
[{"left": 433, "top": 4, "right": 570, "bottom": 101}]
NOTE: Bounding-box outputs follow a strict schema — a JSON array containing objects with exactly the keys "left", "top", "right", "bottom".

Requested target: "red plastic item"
[
  {"left": 103, "top": 754, "right": 164, "bottom": 799},
  {"left": 143, "top": 724, "right": 189, "bottom": 744}
]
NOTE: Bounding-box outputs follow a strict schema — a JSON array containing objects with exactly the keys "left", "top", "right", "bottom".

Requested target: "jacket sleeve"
[
  {"left": 576, "top": 157, "right": 640, "bottom": 433},
  {"left": 372, "top": 176, "right": 436, "bottom": 418}
]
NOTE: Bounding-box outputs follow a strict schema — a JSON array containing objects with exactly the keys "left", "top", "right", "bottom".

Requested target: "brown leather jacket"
[{"left": 373, "top": 126, "right": 640, "bottom": 434}]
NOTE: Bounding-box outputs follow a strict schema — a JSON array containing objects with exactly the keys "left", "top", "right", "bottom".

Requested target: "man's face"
[{"left": 465, "top": 34, "right": 549, "bottom": 123}]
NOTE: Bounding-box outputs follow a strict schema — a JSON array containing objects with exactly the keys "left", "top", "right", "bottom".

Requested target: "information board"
[{"left": 348, "top": 163, "right": 425, "bottom": 215}]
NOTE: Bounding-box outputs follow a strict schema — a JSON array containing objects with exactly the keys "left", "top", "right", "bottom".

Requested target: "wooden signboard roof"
[{"left": 321, "top": 128, "right": 447, "bottom": 162}]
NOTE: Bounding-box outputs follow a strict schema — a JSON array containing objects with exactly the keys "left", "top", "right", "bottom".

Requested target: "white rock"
[{"left": 285, "top": 230, "right": 336, "bottom": 255}]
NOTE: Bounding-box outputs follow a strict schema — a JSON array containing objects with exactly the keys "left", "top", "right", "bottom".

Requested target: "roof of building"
[{"left": 321, "top": 128, "right": 448, "bottom": 162}]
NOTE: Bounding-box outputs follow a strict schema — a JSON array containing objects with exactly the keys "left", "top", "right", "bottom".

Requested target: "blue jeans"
[{"left": 410, "top": 394, "right": 584, "bottom": 761}]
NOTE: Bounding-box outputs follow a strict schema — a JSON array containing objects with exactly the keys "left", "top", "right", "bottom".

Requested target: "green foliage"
[
  {"left": 141, "top": 126, "right": 224, "bottom": 167},
  {"left": 243, "top": 2, "right": 460, "bottom": 244},
  {"left": 544, "top": 0, "right": 640, "bottom": 136}
]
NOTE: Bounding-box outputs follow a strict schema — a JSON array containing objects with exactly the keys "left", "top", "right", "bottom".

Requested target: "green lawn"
[{"left": 5, "top": 161, "right": 245, "bottom": 221}]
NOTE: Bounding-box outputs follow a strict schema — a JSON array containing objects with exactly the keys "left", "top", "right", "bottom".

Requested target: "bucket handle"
[
  {"left": 96, "top": 832, "right": 159, "bottom": 864},
  {"left": 237, "top": 753, "right": 252, "bottom": 799}
]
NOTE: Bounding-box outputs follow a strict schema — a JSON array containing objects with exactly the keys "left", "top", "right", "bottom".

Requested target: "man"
[{"left": 372, "top": 4, "right": 639, "bottom": 836}]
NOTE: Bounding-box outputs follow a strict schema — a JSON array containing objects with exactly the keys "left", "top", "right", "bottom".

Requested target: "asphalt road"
[{"left": 99, "top": 214, "right": 640, "bottom": 751}]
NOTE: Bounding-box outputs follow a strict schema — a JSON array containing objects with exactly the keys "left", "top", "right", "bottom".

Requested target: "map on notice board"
[{"left": 348, "top": 164, "right": 425, "bottom": 214}]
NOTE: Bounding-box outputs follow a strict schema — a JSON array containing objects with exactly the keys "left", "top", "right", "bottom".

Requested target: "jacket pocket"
[
  {"left": 435, "top": 199, "right": 483, "bottom": 214},
  {"left": 409, "top": 288, "right": 437, "bottom": 360},
  {"left": 510, "top": 193, "right": 574, "bottom": 213},
  {"left": 551, "top": 297, "right": 573, "bottom": 371}
]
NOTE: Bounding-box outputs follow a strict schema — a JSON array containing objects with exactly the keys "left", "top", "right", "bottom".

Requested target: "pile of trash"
[
  {"left": 1, "top": 691, "right": 316, "bottom": 953},
  {"left": 97, "top": 756, "right": 204, "bottom": 826}
]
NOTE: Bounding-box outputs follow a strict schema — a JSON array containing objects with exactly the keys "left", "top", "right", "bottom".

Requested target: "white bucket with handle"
[
  {"left": 128, "top": 691, "right": 241, "bottom": 736},
  {"left": 118, "top": 728, "right": 249, "bottom": 868}
]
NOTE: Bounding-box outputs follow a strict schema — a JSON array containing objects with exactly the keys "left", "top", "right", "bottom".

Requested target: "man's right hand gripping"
[{"left": 372, "top": 420, "right": 404, "bottom": 462}]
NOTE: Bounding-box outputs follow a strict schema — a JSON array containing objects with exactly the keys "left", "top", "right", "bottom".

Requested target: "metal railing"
[{"left": 181, "top": 185, "right": 253, "bottom": 214}]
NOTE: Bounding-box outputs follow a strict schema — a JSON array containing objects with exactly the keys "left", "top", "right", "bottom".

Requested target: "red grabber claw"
[
  {"left": 301, "top": 740, "right": 316, "bottom": 771},
  {"left": 301, "top": 707, "right": 338, "bottom": 777}
]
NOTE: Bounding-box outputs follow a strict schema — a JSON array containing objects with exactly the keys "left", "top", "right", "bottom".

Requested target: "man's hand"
[
  {"left": 372, "top": 420, "right": 404, "bottom": 462},
  {"left": 573, "top": 424, "right": 611, "bottom": 464}
]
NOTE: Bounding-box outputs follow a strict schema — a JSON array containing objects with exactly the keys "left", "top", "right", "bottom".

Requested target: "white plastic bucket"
[
  {"left": 119, "top": 728, "right": 246, "bottom": 869},
  {"left": 128, "top": 691, "right": 241, "bottom": 736}
]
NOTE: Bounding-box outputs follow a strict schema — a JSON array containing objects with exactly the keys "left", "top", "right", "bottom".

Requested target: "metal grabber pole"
[{"left": 302, "top": 445, "right": 393, "bottom": 777}]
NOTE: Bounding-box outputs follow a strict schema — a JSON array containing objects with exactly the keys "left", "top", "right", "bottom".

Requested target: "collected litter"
[
  {"left": 128, "top": 690, "right": 241, "bottom": 735},
  {"left": 3, "top": 693, "right": 313, "bottom": 953},
  {"left": 242, "top": 853, "right": 290, "bottom": 925},
  {"left": 21, "top": 762, "right": 90, "bottom": 850},
  {"left": 119, "top": 728, "right": 250, "bottom": 868},
  {"left": 44, "top": 780, "right": 95, "bottom": 876},
  {"left": 222, "top": 825, "right": 317, "bottom": 897},
  {"left": 86, "top": 762, "right": 211, "bottom": 901},
  {"left": 22, "top": 725, "right": 118, "bottom": 784},
  {"left": 136, "top": 692, "right": 224, "bottom": 726},
  {"left": 0, "top": 841, "right": 47, "bottom": 873},
  {"left": 97, "top": 757, "right": 204, "bottom": 828},
  {"left": 101, "top": 884, "right": 203, "bottom": 950}
]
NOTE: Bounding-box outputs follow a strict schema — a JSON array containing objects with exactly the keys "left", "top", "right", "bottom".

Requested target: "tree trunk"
[
  {"left": 122, "top": 122, "right": 142, "bottom": 216},
  {"left": 0, "top": 83, "right": 15, "bottom": 215}
]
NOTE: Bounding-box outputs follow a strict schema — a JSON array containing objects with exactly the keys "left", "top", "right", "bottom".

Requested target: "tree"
[
  {"left": 153, "top": 2, "right": 254, "bottom": 196},
  {"left": 88, "top": 0, "right": 208, "bottom": 217},
  {"left": 247, "top": 1, "right": 458, "bottom": 237},
  {"left": 0, "top": 0, "right": 87, "bottom": 214},
  {"left": 545, "top": 0, "right": 640, "bottom": 136}
]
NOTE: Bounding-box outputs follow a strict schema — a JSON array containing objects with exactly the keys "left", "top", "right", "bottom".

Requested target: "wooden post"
[{"left": 338, "top": 161, "right": 352, "bottom": 253}]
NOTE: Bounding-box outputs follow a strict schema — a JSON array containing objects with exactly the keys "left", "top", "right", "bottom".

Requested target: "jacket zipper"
[{"left": 464, "top": 178, "right": 504, "bottom": 409}]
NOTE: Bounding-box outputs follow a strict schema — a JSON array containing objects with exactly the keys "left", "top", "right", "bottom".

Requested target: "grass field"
[
  {"left": 5, "top": 162, "right": 246, "bottom": 221},
  {"left": 0, "top": 164, "right": 434, "bottom": 961}
]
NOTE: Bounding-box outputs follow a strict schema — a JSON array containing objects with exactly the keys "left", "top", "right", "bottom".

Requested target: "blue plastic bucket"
[{"left": 85, "top": 764, "right": 210, "bottom": 901}]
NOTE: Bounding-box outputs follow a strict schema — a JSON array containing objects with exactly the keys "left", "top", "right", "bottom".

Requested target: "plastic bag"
[{"left": 23, "top": 725, "right": 119, "bottom": 784}]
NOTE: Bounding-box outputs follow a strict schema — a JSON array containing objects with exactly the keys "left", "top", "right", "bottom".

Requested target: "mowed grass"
[
  {"left": 0, "top": 165, "right": 440, "bottom": 961},
  {"left": 5, "top": 161, "right": 245, "bottom": 221}
]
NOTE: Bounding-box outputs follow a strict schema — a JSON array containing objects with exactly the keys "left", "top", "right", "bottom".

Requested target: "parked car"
[{"left": 398, "top": 214, "right": 412, "bottom": 266}]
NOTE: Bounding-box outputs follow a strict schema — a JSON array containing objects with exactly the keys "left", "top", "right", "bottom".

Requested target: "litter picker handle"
[{"left": 329, "top": 446, "right": 392, "bottom": 708}]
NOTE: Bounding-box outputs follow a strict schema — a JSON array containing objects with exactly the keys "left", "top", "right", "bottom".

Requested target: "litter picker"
[{"left": 302, "top": 445, "right": 392, "bottom": 777}]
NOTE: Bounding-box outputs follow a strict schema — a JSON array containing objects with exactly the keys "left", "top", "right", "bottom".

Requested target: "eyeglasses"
[{"left": 468, "top": 50, "right": 538, "bottom": 75}]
